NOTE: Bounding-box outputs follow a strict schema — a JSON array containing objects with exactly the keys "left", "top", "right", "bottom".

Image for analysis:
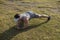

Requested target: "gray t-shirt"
[{"left": 14, "top": 11, "right": 34, "bottom": 22}]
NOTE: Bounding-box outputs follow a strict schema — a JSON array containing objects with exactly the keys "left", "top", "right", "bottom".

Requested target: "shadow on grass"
[{"left": 0, "top": 20, "right": 49, "bottom": 40}]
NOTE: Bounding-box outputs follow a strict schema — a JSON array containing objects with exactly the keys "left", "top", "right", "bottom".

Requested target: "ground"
[{"left": 0, "top": 0, "right": 60, "bottom": 40}]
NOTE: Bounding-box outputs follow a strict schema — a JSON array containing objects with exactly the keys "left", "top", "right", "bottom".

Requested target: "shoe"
[{"left": 47, "top": 16, "right": 51, "bottom": 21}]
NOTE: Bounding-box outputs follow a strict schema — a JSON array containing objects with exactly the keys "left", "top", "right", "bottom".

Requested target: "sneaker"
[{"left": 47, "top": 16, "right": 51, "bottom": 21}]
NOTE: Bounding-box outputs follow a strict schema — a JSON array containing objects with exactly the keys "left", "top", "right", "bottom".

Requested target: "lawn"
[{"left": 0, "top": 0, "right": 60, "bottom": 40}]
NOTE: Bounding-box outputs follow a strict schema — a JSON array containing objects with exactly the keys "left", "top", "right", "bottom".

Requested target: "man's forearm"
[
  {"left": 24, "top": 23, "right": 29, "bottom": 27},
  {"left": 23, "top": 20, "right": 29, "bottom": 28},
  {"left": 16, "top": 19, "right": 21, "bottom": 27}
]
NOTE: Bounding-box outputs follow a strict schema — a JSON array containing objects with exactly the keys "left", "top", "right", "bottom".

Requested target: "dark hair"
[{"left": 14, "top": 14, "right": 20, "bottom": 19}]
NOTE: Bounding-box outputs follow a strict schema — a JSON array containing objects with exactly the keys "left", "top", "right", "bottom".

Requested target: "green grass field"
[{"left": 0, "top": 0, "right": 60, "bottom": 40}]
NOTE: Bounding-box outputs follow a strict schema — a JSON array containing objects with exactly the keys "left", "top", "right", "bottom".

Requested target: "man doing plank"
[{"left": 14, "top": 11, "right": 50, "bottom": 29}]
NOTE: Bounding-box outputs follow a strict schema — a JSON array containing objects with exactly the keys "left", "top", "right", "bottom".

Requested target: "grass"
[{"left": 0, "top": 0, "right": 60, "bottom": 40}]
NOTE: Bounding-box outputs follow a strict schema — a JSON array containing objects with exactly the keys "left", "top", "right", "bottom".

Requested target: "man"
[{"left": 14, "top": 11, "right": 50, "bottom": 29}]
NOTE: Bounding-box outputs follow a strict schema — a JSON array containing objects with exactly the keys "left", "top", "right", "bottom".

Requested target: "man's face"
[{"left": 14, "top": 18, "right": 19, "bottom": 22}]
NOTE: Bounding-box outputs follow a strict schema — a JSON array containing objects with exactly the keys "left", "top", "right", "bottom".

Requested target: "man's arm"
[
  {"left": 16, "top": 19, "right": 21, "bottom": 29},
  {"left": 23, "top": 17, "right": 29, "bottom": 29}
]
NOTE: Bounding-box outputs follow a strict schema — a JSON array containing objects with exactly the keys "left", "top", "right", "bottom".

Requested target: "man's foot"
[{"left": 47, "top": 16, "right": 51, "bottom": 21}]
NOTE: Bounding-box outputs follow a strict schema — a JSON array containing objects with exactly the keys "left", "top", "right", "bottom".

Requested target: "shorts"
[{"left": 26, "top": 12, "right": 41, "bottom": 19}]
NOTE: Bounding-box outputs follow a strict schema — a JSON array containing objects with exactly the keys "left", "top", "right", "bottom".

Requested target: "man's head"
[
  {"left": 14, "top": 14, "right": 20, "bottom": 19},
  {"left": 14, "top": 14, "right": 20, "bottom": 22}
]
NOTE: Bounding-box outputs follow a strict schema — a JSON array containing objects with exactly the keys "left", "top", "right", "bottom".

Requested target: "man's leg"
[{"left": 34, "top": 14, "right": 51, "bottom": 21}]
